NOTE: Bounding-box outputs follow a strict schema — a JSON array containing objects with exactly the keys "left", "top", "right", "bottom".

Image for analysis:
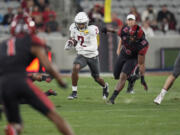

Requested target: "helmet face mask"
[
  {"left": 74, "top": 12, "right": 89, "bottom": 31},
  {"left": 75, "top": 22, "right": 87, "bottom": 31},
  {"left": 10, "top": 14, "right": 36, "bottom": 36}
]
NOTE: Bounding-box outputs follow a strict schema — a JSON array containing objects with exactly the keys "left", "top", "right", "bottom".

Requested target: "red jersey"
[
  {"left": 0, "top": 34, "right": 46, "bottom": 75},
  {"left": 118, "top": 25, "right": 149, "bottom": 58}
]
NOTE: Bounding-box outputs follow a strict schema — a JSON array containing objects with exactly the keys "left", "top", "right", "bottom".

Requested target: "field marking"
[
  {"left": 61, "top": 72, "right": 172, "bottom": 77},
  {"left": 63, "top": 108, "right": 180, "bottom": 113}
]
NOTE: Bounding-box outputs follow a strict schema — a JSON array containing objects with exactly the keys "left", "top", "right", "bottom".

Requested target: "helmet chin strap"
[{"left": 75, "top": 24, "right": 89, "bottom": 34}]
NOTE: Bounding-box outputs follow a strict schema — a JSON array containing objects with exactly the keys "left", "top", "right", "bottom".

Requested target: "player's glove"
[
  {"left": 58, "top": 81, "right": 68, "bottom": 89},
  {"left": 141, "top": 76, "right": 148, "bottom": 91},
  {"left": 41, "top": 75, "right": 53, "bottom": 83},
  {"left": 60, "top": 82, "right": 68, "bottom": 89},
  {"left": 129, "top": 67, "right": 140, "bottom": 82}
]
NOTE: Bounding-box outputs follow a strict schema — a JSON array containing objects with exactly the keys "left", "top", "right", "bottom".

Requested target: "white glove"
[{"left": 64, "top": 40, "right": 74, "bottom": 50}]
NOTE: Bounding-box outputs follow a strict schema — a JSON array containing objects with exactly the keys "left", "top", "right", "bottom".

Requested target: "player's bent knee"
[
  {"left": 172, "top": 72, "right": 180, "bottom": 79},
  {"left": 113, "top": 73, "right": 120, "bottom": 80},
  {"left": 92, "top": 74, "right": 100, "bottom": 81},
  {"left": 72, "top": 65, "right": 80, "bottom": 73},
  {"left": 119, "top": 73, "right": 128, "bottom": 81},
  {"left": 114, "top": 76, "right": 119, "bottom": 80},
  {"left": 93, "top": 76, "right": 100, "bottom": 82}
]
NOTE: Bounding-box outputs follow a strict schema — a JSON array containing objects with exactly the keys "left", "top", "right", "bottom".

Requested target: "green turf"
[{"left": 0, "top": 75, "right": 180, "bottom": 135}]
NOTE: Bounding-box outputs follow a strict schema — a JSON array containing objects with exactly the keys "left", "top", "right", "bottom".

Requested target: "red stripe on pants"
[
  {"left": 26, "top": 79, "right": 54, "bottom": 110},
  {"left": 7, "top": 38, "right": 15, "bottom": 56}
]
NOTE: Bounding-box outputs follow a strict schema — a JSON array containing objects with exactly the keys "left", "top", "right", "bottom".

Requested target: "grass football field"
[{"left": 0, "top": 75, "right": 180, "bottom": 135}]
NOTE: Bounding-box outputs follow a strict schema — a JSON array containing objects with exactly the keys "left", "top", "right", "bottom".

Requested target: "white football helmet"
[{"left": 74, "top": 12, "right": 89, "bottom": 31}]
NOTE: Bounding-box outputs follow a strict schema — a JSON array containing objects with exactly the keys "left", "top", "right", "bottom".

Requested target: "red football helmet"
[
  {"left": 129, "top": 25, "right": 144, "bottom": 40},
  {"left": 10, "top": 12, "right": 36, "bottom": 36}
]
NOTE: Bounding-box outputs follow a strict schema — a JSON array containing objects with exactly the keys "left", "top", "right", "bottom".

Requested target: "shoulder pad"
[
  {"left": 31, "top": 35, "right": 46, "bottom": 47},
  {"left": 88, "top": 25, "right": 99, "bottom": 34}
]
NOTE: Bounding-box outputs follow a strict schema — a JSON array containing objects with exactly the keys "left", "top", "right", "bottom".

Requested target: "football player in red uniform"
[
  {"left": 107, "top": 14, "right": 149, "bottom": 104},
  {"left": 0, "top": 13, "right": 74, "bottom": 135}
]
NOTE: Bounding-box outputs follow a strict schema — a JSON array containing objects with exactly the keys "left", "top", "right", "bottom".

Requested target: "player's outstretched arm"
[
  {"left": 101, "top": 27, "right": 118, "bottom": 34},
  {"left": 116, "top": 39, "right": 122, "bottom": 56},
  {"left": 31, "top": 46, "right": 67, "bottom": 88}
]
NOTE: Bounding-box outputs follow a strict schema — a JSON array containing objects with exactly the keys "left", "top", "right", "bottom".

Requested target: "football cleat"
[
  {"left": 102, "top": 83, "right": 109, "bottom": 100},
  {"left": 107, "top": 99, "right": 115, "bottom": 105},
  {"left": 68, "top": 91, "right": 78, "bottom": 100},
  {"left": 154, "top": 93, "right": 164, "bottom": 105},
  {"left": 126, "top": 67, "right": 140, "bottom": 93},
  {"left": 45, "top": 89, "right": 57, "bottom": 96},
  {"left": 5, "top": 124, "right": 17, "bottom": 135}
]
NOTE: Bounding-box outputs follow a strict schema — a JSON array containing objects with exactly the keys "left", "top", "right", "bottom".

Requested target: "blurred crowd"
[
  {"left": 84, "top": 3, "right": 179, "bottom": 37},
  {"left": 0, "top": 1, "right": 180, "bottom": 36},
  {"left": 0, "top": 0, "right": 60, "bottom": 33}
]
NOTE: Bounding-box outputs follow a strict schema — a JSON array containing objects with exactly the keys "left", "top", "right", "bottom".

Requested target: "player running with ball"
[{"left": 65, "top": 12, "right": 109, "bottom": 100}]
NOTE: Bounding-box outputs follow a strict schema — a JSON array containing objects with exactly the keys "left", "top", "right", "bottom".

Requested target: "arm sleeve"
[{"left": 138, "top": 45, "right": 149, "bottom": 55}]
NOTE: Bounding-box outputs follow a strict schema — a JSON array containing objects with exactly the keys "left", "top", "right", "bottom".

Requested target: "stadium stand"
[
  {"left": 80, "top": 0, "right": 180, "bottom": 35},
  {"left": 0, "top": 0, "right": 61, "bottom": 36}
]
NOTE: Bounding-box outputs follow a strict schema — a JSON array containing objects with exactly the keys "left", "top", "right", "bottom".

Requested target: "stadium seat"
[
  {"left": 119, "top": 1, "right": 134, "bottom": 8},
  {"left": 133, "top": 0, "right": 146, "bottom": 7},
  {"left": 146, "top": 0, "right": 160, "bottom": 7},
  {"left": 173, "top": 0, "right": 180, "bottom": 6},
  {"left": 0, "top": 2, "right": 7, "bottom": 9},
  {"left": 6, "top": 1, "right": 20, "bottom": 9},
  {"left": 0, "top": 9, "right": 6, "bottom": 16}
]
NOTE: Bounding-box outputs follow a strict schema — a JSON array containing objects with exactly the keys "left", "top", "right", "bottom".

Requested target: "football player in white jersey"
[{"left": 65, "top": 12, "right": 109, "bottom": 100}]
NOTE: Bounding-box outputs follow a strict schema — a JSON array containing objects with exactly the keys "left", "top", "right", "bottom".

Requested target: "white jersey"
[{"left": 69, "top": 23, "right": 99, "bottom": 58}]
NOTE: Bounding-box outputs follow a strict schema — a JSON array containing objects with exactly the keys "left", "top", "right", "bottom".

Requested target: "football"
[{"left": 69, "top": 38, "right": 77, "bottom": 46}]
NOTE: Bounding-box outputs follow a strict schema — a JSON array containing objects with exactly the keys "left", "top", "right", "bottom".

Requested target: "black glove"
[
  {"left": 130, "top": 74, "right": 140, "bottom": 82},
  {"left": 101, "top": 27, "right": 107, "bottom": 34},
  {"left": 60, "top": 82, "right": 68, "bottom": 89},
  {"left": 141, "top": 76, "right": 148, "bottom": 91}
]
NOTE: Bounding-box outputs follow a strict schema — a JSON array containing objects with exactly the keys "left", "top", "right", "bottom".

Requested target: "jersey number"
[
  {"left": 7, "top": 38, "right": 16, "bottom": 56},
  {"left": 78, "top": 36, "right": 86, "bottom": 47}
]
